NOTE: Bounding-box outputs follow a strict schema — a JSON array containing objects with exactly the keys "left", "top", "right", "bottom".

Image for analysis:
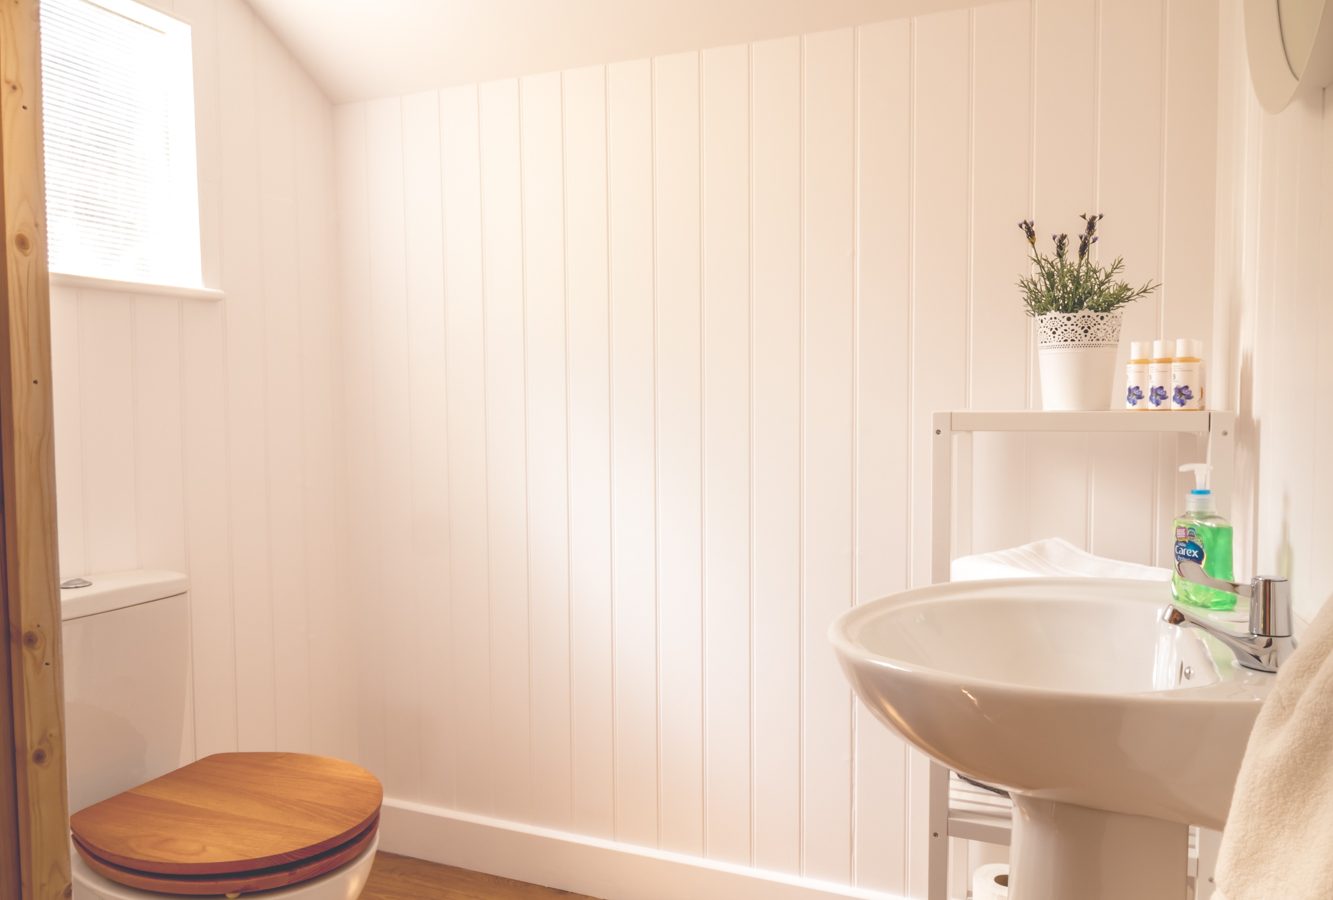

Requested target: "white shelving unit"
[
  {"left": 931, "top": 410, "right": 1236, "bottom": 586},
  {"left": 926, "top": 408, "right": 1236, "bottom": 900}
]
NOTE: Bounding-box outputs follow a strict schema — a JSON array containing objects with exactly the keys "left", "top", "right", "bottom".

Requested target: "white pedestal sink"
[{"left": 829, "top": 578, "right": 1272, "bottom": 900}]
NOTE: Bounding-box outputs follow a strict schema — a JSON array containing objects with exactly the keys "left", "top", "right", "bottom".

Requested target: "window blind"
[{"left": 40, "top": 0, "right": 203, "bottom": 288}]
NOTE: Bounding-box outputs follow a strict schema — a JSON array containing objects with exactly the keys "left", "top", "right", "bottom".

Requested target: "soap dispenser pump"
[{"left": 1172, "top": 463, "right": 1236, "bottom": 609}]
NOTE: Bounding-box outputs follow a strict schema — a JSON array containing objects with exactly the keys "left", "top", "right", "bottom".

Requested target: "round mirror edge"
[
  {"left": 1245, "top": 0, "right": 1333, "bottom": 113},
  {"left": 1301, "top": 3, "right": 1333, "bottom": 91},
  {"left": 1245, "top": 0, "right": 1301, "bottom": 113}
]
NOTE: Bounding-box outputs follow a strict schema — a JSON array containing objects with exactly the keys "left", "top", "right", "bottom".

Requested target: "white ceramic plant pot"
[{"left": 1035, "top": 310, "right": 1123, "bottom": 410}]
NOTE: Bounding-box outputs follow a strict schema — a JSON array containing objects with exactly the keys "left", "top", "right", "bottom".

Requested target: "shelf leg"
[
  {"left": 931, "top": 412, "right": 953, "bottom": 586},
  {"left": 928, "top": 412, "right": 953, "bottom": 898},
  {"left": 928, "top": 762, "right": 950, "bottom": 900},
  {"left": 1208, "top": 412, "right": 1236, "bottom": 522}
]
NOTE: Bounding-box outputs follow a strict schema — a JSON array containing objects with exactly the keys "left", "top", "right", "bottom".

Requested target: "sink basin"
[{"left": 829, "top": 577, "right": 1272, "bottom": 900}]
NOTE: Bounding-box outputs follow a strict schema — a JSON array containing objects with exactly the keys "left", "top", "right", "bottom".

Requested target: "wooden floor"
[{"left": 361, "top": 852, "right": 602, "bottom": 900}]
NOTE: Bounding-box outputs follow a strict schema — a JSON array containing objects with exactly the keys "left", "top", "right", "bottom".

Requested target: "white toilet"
[
  {"left": 62, "top": 571, "right": 380, "bottom": 900},
  {"left": 69, "top": 853, "right": 378, "bottom": 900}
]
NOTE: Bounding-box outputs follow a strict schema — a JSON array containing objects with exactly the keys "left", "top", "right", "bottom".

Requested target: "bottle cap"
[
  {"left": 1153, "top": 339, "right": 1171, "bottom": 359},
  {"left": 1175, "top": 338, "right": 1202, "bottom": 358},
  {"left": 1130, "top": 340, "right": 1148, "bottom": 360},
  {"left": 1180, "top": 463, "right": 1215, "bottom": 512},
  {"left": 1180, "top": 463, "right": 1211, "bottom": 491}
]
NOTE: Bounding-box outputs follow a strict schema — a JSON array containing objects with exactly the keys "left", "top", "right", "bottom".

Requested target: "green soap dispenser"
[{"left": 1171, "top": 463, "right": 1235, "bottom": 610}]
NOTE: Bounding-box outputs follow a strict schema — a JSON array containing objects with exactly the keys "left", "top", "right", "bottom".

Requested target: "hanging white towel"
[
  {"left": 1214, "top": 598, "right": 1333, "bottom": 899},
  {"left": 950, "top": 537, "right": 1171, "bottom": 583}
]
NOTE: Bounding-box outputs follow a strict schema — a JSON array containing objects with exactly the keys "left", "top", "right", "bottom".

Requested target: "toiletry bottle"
[
  {"left": 1172, "top": 338, "right": 1204, "bottom": 410},
  {"left": 1125, "top": 341, "right": 1150, "bottom": 409},
  {"left": 1148, "top": 339, "right": 1172, "bottom": 409},
  {"left": 1171, "top": 463, "right": 1235, "bottom": 610}
]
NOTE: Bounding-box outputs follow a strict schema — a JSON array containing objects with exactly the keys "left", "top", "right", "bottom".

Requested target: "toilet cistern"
[{"left": 1164, "top": 561, "right": 1296, "bottom": 673}]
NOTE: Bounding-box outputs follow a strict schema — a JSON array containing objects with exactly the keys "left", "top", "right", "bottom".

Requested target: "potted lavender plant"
[{"left": 1018, "top": 214, "right": 1158, "bottom": 410}]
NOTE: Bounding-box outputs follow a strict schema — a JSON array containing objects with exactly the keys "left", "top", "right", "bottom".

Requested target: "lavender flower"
[
  {"left": 1015, "top": 213, "right": 1158, "bottom": 317},
  {"left": 1150, "top": 385, "right": 1168, "bottom": 407},
  {"left": 1173, "top": 385, "right": 1194, "bottom": 406},
  {"left": 1127, "top": 385, "right": 1144, "bottom": 407}
]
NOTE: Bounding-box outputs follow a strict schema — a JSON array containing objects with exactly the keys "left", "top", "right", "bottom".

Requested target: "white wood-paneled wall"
[
  {"left": 1213, "top": 0, "right": 1333, "bottom": 627},
  {"left": 50, "top": 0, "right": 354, "bottom": 763},
  {"left": 333, "top": 1, "right": 1221, "bottom": 895}
]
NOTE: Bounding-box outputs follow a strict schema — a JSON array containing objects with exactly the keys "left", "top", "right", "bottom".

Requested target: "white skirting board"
[{"left": 381, "top": 799, "right": 906, "bottom": 900}]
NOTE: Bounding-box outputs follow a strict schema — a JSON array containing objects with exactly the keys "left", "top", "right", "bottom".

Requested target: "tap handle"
[
  {"left": 1249, "top": 576, "right": 1292, "bottom": 638},
  {"left": 1174, "top": 560, "right": 1250, "bottom": 598},
  {"left": 1175, "top": 561, "right": 1292, "bottom": 638}
]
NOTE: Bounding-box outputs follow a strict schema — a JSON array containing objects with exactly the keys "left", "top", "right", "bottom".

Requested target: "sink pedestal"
[{"left": 1009, "top": 796, "right": 1188, "bottom": 900}]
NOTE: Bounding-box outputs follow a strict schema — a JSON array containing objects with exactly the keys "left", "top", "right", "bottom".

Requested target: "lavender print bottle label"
[
  {"left": 1125, "top": 363, "right": 1148, "bottom": 409},
  {"left": 1171, "top": 362, "right": 1203, "bottom": 410},
  {"left": 1149, "top": 363, "right": 1172, "bottom": 409}
]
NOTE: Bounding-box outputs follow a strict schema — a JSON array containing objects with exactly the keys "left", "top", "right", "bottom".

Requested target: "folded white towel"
[
  {"left": 1216, "top": 598, "right": 1333, "bottom": 899},
  {"left": 950, "top": 537, "right": 1171, "bottom": 583}
]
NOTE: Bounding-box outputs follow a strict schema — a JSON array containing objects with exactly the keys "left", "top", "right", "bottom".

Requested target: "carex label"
[{"left": 1175, "top": 525, "right": 1205, "bottom": 565}]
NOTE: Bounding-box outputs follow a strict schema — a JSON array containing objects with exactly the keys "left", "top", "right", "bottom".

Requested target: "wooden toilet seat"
[
  {"left": 72, "top": 814, "right": 379, "bottom": 896},
  {"left": 71, "top": 752, "right": 383, "bottom": 896}
]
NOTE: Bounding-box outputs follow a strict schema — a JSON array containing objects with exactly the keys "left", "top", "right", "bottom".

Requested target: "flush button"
[{"left": 60, "top": 577, "right": 92, "bottom": 589}]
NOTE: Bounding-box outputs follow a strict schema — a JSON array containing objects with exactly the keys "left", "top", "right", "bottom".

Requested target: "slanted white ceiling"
[{"left": 247, "top": 0, "right": 993, "bottom": 103}]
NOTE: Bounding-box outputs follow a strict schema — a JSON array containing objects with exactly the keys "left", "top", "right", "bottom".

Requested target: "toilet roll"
[{"left": 971, "top": 863, "right": 1010, "bottom": 900}]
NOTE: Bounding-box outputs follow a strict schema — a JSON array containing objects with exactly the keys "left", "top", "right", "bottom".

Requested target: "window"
[{"left": 40, "top": 0, "right": 202, "bottom": 289}]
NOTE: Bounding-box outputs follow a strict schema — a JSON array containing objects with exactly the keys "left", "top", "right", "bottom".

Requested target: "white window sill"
[{"left": 50, "top": 272, "right": 225, "bottom": 302}]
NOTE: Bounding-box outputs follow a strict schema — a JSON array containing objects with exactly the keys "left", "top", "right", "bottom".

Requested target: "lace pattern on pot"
[{"left": 1035, "top": 310, "right": 1123, "bottom": 349}]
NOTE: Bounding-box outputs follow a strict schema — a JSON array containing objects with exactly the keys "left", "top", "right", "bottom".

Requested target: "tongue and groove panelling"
[{"left": 331, "top": 2, "right": 1217, "bottom": 894}]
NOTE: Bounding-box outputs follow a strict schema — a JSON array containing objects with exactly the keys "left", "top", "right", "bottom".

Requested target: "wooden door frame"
[{"left": 0, "top": 1, "right": 71, "bottom": 898}]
